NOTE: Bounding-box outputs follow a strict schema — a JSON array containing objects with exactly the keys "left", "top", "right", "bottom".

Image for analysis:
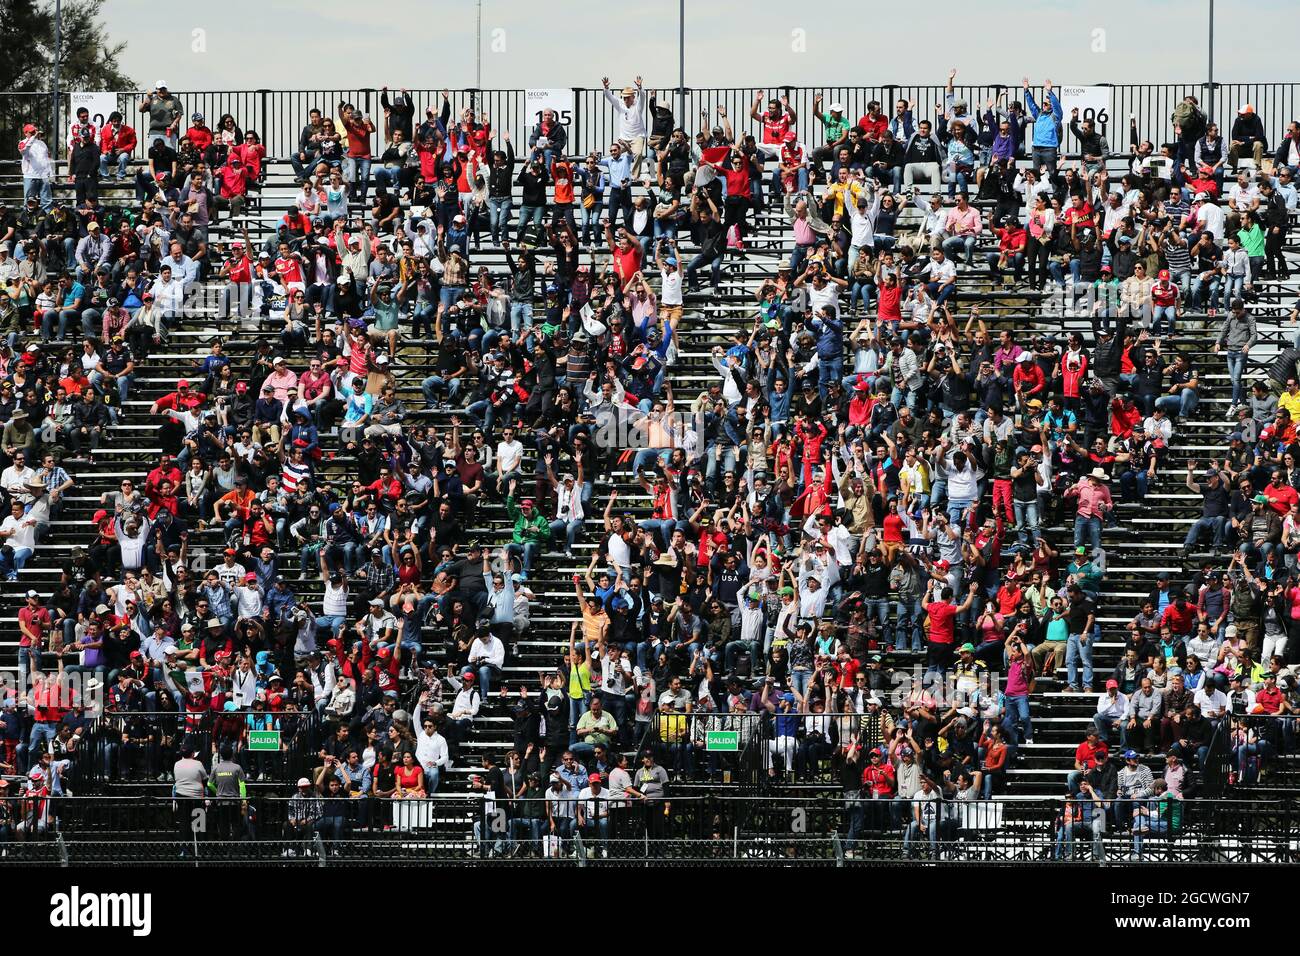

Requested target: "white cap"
[
  {"left": 156, "top": 80, "right": 169, "bottom": 89},
  {"left": 828, "top": 102, "right": 844, "bottom": 113},
  {"left": 297, "top": 777, "right": 311, "bottom": 787}
]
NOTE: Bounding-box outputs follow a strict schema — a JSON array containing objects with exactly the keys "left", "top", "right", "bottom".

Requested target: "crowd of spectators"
[{"left": 2, "top": 71, "right": 1300, "bottom": 858}]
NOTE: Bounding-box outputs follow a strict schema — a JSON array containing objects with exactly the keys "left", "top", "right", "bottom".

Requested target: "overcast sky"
[{"left": 102, "top": 0, "right": 1299, "bottom": 91}]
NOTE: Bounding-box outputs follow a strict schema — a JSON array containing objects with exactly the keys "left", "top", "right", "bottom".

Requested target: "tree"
[
  {"left": 0, "top": 0, "right": 134, "bottom": 156},
  {"left": 0, "top": 0, "right": 134, "bottom": 92}
]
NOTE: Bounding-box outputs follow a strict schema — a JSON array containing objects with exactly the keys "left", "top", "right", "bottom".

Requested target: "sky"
[{"left": 101, "top": 0, "right": 1300, "bottom": 91}]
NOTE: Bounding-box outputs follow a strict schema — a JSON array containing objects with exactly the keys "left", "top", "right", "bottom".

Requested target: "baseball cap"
[{"left": 297, "top": 777, "right": 311, "bottom": 787}]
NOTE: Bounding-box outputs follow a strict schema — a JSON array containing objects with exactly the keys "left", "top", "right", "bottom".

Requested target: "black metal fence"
[
  {"left": 4, "top": 82, "right": 1299, "bottom": 167},
  {"left": 70, "top": 710, "right": 323, "bottom": 789},
  {"left": 1, "top": 794, "right": 1292, "bottom": 865}
]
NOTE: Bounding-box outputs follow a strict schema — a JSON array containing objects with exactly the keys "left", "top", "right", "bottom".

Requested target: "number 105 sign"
[{"left": 1060, "top": 85, "right": 1112, "bottom": 130}]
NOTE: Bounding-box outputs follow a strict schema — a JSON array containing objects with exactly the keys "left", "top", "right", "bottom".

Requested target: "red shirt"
[
  {"left": 926, "top": 602, "right": 956, "bottom": 645},
  {"left": 275, "top": 255, "right": 305, "bottom": 285},
  {"left": 882, "top": 512, "right": 905, "bottom": 544},
  {"left": 761, "top": 112, "right": 794, "bottom": 144},
  {"left": 185, "top": 124, "right": 213, "bottom": 152},
  {"left": 18, "top": 606, "right": 50, "bottom": 648},
  {"left": 611, "top": 242, "right": 643, "bottom": 287},
  {"left": 1160, "top": 600, "right": 1196, "bottom": 637},
  {"left": 857, "top": 114, "right": 887, "bottom": 141},
  {"left": 1074, "top": 740, "right": 1108, "bottom": 769},
  {"left": 1265, "top": 482, "right": 1298, "bottom": 517},
  {"left": 1254, "top": 684, "right": 1285, "bottom": 713},
  {"left": 877, "top": 283, "right": 902, "bottom": 323}
]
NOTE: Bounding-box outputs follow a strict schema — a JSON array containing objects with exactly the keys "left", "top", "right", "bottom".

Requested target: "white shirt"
[
  {"left": 0, "top": 512, "right": 37, "bottom": 551},
  {"left": 322, "top": 581, "right": 349, "bottom": 617},
  {"left": 467, "top": 634, "right": 505, "bottom": 669},
  {"left": 416, "top": 730, "right": 449, "bottom": 771},
  {"left": 660, "top": 267, "right": 682, "bottom": 306},
  {"left": 1193, "top": 686, "right": 1229, "bottom": 717},
  {"left": 607, "top": 532, "right": 631, "bottom": 573},
  {"left": 806, "top": 281, "right": 841, "bottom": 313},
  {"left": 603, "top": 86, "right": 647, "bottom": 140},
  {"left": 215, "top": 560, "right": 246, "bottom": 588},
  {"left": 19, "top": 135, "right": 53, "bottom": 179},
  {"left": 233, "top": 583, "right": 263, "bottom": 618},
  {"left": 496, "top": 439, "right": 523, "bottom": 474},
  {"left": 0, "top": 465, "right": 35, "bottom": 497}
]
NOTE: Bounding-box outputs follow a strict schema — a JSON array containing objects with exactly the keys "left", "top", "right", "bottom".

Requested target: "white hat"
[
  {"left": 1089, "top": 467, "right": 1109, "bottom": 481},
  {"left": 828, "top": 102, "right": 844, "bottom": 113},
  {"left": 297, "top": 777, "right": 311, "bottom": 787},
  {"left": 156, "top": 80, "right": 169, "bottom": 89}
]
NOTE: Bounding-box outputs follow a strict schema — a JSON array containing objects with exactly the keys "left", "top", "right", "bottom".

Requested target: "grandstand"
[{"left": 1, "top": 80, "right": 1299, "bottom": 866}]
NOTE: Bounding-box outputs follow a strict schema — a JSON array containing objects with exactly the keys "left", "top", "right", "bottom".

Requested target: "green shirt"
[
  {"left": 575, "top": 709, "right": 617, "bottom": 745},
  {"left": 371, "top": 298, "right": 401, "bottom": 332},
  {"left": 1045, "top": 612, "right": 1069, "bottom": 642},
  {"left": 1239, "top": 223, "right": 1265, "bottom": 257},
  {"left": 820, "top": 113, "right": 850, "bottom": 145}
]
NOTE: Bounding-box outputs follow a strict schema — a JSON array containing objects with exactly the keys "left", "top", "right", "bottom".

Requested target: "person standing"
[
  {"left": 18, "top": 124, "right": 53, "bottom": 209},
  {"left": 1214, "top": 298, "right": 1257, "bottom": 408}
]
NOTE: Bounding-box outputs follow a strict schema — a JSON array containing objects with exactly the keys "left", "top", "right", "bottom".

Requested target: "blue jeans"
[
  {"left": 895, "top": 598, "right": 923, "bottom": 651},
  {"left": 1183, "top": 515, "right": 1226, "bottom": 550},
  {"left": 509, "top": 301, "right": 533, "bottom": 333},
  {"left": 904, "top": 817, "right": 940, "bottom": 858},
  {"left": 1031, "top": 145, "right": 1058, "bottom": 176},
  {"left": 99, "top": 151, "right": 130, "bottom": 178},
  {"left": 1073, "top": 514, "right": 1102, "bottom": 552},
  {"left": 1002, "top": 694, "right": 1031, "bottom": 743},
  {"left": 507, "top": 541, "right": 541, "bottom": 576},
  {"left": 817, "top": 354, "right": 844, "bottom": 401},
  {"left": 686, "top": 252, "right": 722, "bottom": 291},
  {"left": 0, "top": 546, "right": 33, "bottom": 580},
  {"left": 23, "top": 176, "right": 53, "bottom": 209},
  {"left": 942, "top": 234, "right": 976, "bottom": 267},
  {"left": 1013, "top": 499, "right": 1040, "bottom": 545},
  {"left": 549, "top": 519, "right": 583, "bottom": 554},
  {"left": 515, "top": 204, "right": 544, "bottom": 242},
  {"left": 488, "top": 197, "right": 512, "bottom": 242},
  {"left": 1065, "top": 633, "right": 1093, "bottom": 690},
  {"left": 1224, "top": 350, "right": 1247, "bottom": 405},
  {"left": 421, "top": 374, "right": 461, "bottom": 404},
  {"left": 1221, "top": 275, "right": 1244, "bottom": 313},
  {"left": 344, "top": 157, "right": 372, "bottom": 200},
  {"left": 28, "top": 721, "right": 57, "bottom": 767},
  {"left": 1154, "top": 388, "right": 1198, "bottom": 419}
]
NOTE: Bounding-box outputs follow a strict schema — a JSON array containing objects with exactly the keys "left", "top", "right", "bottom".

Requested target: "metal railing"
[
  {"left": 3, "top": 82, "right": 1298, "bottom": 166},
  {"left": 0, "top": 794, "right": 1291, "bottom": 865},
  {"left": 70, "top": 710, "right": 323, "bottom": 789}
]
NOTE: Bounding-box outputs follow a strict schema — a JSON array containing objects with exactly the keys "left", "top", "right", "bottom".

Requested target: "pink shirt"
[
  {"left": 1070, "top": 480, "right": 1113, "bottom": 518},
  {"left": 945, "top": 206, "right": 983, "bottom": 237},
  {"left": 264, "top": 368, "right": 299, "bottom": 405}
]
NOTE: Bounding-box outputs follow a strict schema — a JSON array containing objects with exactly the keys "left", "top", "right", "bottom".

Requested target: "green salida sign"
[
  {"left": 248, "top": 730, "right": 281, "bottom": 751},
  {"left": 705, "top": 730, "right": 739, "bottom": 752}
]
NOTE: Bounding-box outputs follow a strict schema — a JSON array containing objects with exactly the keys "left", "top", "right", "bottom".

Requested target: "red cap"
[
  {"left": 377, "top": 648, "right": 391, "bottom": 659},
  {"left": 588, "top": 773, "right": 602, "bottom": 783},
  {"left": 235, "top": 382, "right": 248, "bottom": 393},
  {"left": 1158, "top": 269, "right": 1170, "bottom": 281},
  {"left": 177, "top": 379, "right": 190, "bottom": 389},
  {"left": 244, "top": 572, "right": 257, "bottom": 581},
  {"left": 462, "top": 672, "right": 476, "bottom": 682},
  {"left": 22, "top": 124, "right": 36, "bottom": 135}
]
